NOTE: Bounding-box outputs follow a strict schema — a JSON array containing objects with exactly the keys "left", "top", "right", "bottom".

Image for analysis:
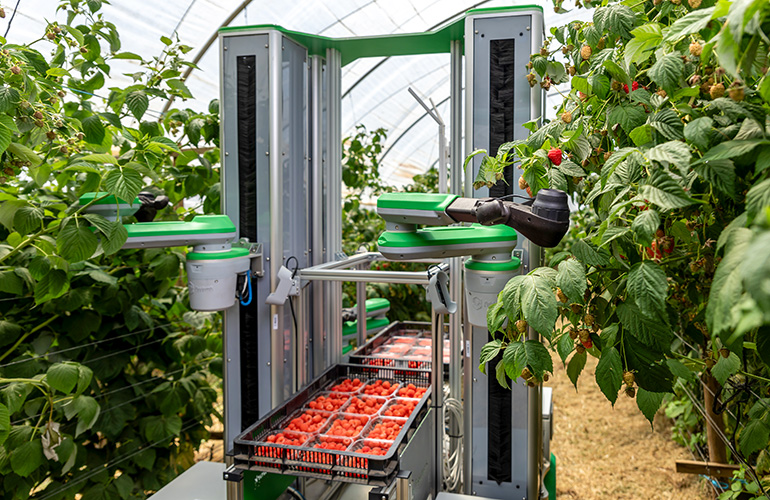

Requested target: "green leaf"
[
  {"left": 125, "top": 91, "right": 149, "bottom": 121},
  {"left": 708, "top": 228, "right": 752, "bottom": 334},
  {"left": 34, "top": 269, "right": 69, "bottom": 304},
  {"left": 0, "top": 401, "right": 9, "bottom": 441},
  {"left": 684, "top": 117, "right": 713, "bottom": 151},
  {"left": 13, "top": 205, "right": 43, "bottom": 235},
  {"left": 711, "top": 351, "right": 740, "bottom": 386},
  {"left": 57, "top": 218, "right": 99, "bottom": 262},
  {"left": 524, "top": 340, "right": 553, "bottom": 379},
  {"left": 567, "top": 351, "right": 586, "bottom": 389},
  {"left": 495, "top": 360, "right": 509, "bottom": 389},
  {"left": 603, "top": 60, "right": 631, "bottom": 86},
  {"left": 47, "top": 362, "right": 80, "bottom": 393},
  {"left": 112, "top": 52, "right": 143, "bottom": 61},
  {"left": 104, "top": 166, "right": 144, "bottom": 206},
  {"left": 746, "top": 178, "right": 770, "bottom": 220},
  {"left": 649, "top": 109, "right": 684, "bottom": 140},
  {"left": 556, "top": 259, "right": 586, "bottom": 303},
  {"left": 487, "top": 302, "right": 506, "bottom": 333},
  {"left": 702, "top": 139, "right": 768, "bottom": 162},
  {"left": 629, "top": 125, "right": 653, "bottom": 146},
  {"left": 10, "top": 439, "right": 44, "bottom": 477},
  {"left": 594, "top": 4, "right": 637, "bottom": 37},
  {"left": 102, "top": 221, "right": 128, "bottom": 255},
  {"left": 76, "top": 364, "right": 93, "bottom": 395},
  {"left": 627, "top": 261, "right": 668, "bottom": 318},
  {"left": 500, "top": 275, "right": 525, "bottom": 321},
  {"left": 521, "top": 275, "right": 558, "bottom": 339},
  {"left": 7, "top": 142, "right": 42, "bottom": 167},
  {"left": 167, "top": 79, "right": 192, "bottom": 98},
  {"left": 595, "top": 347, "right": 623, "bottom": 405},
  {"left": 694, "top": 159, "right": 736, "bottom": 199},
  {"left": 636, "top": 388, "right": 665, "bottom": 427},
  {"left": 609, "top": 105, "right": 647, "bottom": 134},
  {"left": 649, "top": 55, "right": 684, "bottom": 94},
  {"left": 72, "top": 395, "right": 100, "bottom": 437},
  {"left": 556, "top": 159, "right": 586, "bottom": 177},
  {"left": 479, "top": 339, "right": 502, "bottom": 374},
  {"left": 80, "top": 153, "right": 118, "bottom": 164},
  {"left": 645, "top": 141, "right": 692, "bottom": 169},
  {"left": 639, "top": 170, "right": 697, "bottom": 210},
  {"left": 572, "top": 238, "right": 611, "bottom": 267},
  {"left": 617, "top": 302, "right": 672, "bottom": 351},
  {"left": 739, "top": 419, "right": 770, "bottom": 456},
  {"left": 142, "top": 414, "right": 182, "bottom": 442},
  {"left": 0, "top": 85, "right": 20, "bottom": 113},
  {"left": 663, "top": 7, "right": 716, "bottom": 42},
  {"left": 502, "top": 341, "right": 526, "bottom": 380},
  {"left": 81, "top": 114, "right": 105, "bottom": 145},
  {"left": 0, "top": 320, "right": 22, "bottom": 347},
  {"left": 590, "top": 74, "right": 610, "bottom": 99},
  {"left": 631, "top": 209, "right": 660, "bottom": 246}
]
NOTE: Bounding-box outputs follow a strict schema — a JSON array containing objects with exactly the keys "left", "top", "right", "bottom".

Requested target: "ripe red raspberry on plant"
[
  {"left": 632, "top": 81, "right": 640, "bottom": 91},
  {"left": 547, "top": 147, "right": 562, "bottom": 166},
  {"left": 397, "top": 383, "right": 426, "bottom": 399}
]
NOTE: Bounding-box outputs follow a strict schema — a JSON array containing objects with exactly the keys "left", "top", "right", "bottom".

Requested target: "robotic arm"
[{"left": 443, "top": 189, "right": 570, "bottom": 248}]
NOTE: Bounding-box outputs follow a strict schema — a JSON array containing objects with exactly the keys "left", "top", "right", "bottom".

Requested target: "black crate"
[
  {"left": 349, "top": 321, "right": 453, "bottom": 373},
  {"left": 230, "top": 363, "right": 431, "bottom": 486}
]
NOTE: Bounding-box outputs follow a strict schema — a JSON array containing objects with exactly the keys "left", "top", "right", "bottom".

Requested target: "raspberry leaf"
[{"left": 595, "top": 346, "right": 623, "bottom": 405}]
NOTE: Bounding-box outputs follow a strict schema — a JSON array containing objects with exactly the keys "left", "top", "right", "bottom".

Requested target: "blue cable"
[{"left": 239, "top": 272, "right": 252, "bottom": 306}]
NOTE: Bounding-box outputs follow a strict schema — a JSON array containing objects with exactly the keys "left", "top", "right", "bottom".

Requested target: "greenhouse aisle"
[{"left": 547, "top": 353, "right": 710, "bottom": 500}]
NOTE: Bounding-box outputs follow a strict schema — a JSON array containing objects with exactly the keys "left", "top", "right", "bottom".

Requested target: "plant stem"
[{"left": 0, "top": 314, "right": 61, "bottom": 363}]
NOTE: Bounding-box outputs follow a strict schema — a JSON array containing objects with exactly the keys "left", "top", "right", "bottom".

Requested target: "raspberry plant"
[
  {"left": 478, "top": 0, "right": 770, "bottom": 483},
  {"left": 0, "top": 1, "right": 222, "bottom": 498}
]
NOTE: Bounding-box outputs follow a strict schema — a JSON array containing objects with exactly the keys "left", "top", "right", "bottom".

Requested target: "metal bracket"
[
  {"left": 426, "top": 265, "right": 457, "bottom": 315},
  {"left": 235, "top": 239, "right": 265, "bottom": 277},
  {"left": 222, "top": 464, "right": 243, "bottom": 483},
  {"left": 265, "top": 265, "right": 300, "bottom": 305}
]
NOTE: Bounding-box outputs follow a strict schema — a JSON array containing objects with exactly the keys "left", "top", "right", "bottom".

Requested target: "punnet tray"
[
  {"left": 228, "top": 363, "right": 431, "bottom": 486},
  {"left": 348, "top": 321, "right": 454, "bottom": 373}
]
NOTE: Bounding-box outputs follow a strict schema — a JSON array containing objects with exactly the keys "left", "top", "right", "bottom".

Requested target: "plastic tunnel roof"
[{"left": 8, "top": 0, "right": 592, "bottom": 187}]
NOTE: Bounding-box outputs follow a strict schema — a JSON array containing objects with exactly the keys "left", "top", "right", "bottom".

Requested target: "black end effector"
[
  {"left": 447, "top": 189, "right": 570, "bottom": 248},
  {"left": 134, "top": 191, "right": 170, "bottom": 222}
]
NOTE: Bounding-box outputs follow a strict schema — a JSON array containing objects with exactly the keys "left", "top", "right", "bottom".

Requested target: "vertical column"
[
  {"left": 325, "top": 48, "right": 343, "bottom": 366},
  {"left": 449, "top": 40, "right": 463, "bottom": 402},
  {"left": 268, "top": 31, "right": 284, "bottom": 406},
  {"left": 309, "top": 55, "right": 326, "bottom": 377}
]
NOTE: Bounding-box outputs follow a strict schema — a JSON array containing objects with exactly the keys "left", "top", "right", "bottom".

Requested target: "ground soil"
[{"left": 546, "top": 351, "right": 711, "bottom": 500}]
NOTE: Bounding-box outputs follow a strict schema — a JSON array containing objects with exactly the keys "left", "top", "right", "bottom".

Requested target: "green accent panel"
[
  {"left": 219, "top": 6, "right": 542, "bottom": 66},
  {"left": 377, "top": 192, "right": 457, "bottom": 212},
  {"left": 343, "top": 317, "right": 390, "bottom": 337},
  {"left": 79, "top": 192, "right": 139, "bottom": 206},
  {"left": 342, "top": 344, "right": 354, "bottom": 355},
  {"left": 187, "top": 247, "right": 249, "bottom": 260},
  {"left": 465, "top": 256, "right": 521, "bottom": 272},
  {"left": 544, "top": 453, "right": 556, "bottom": 500},
  {"left": 124, "top": 215, "right": 236, "bottom": 238},
  {"left": 378, "top": 224, "right": 517, "bottom": 248},
  {"left": 365, "top": 297, "right": 390, "bottom": 313},
  {"left": 242, "top": 470, "right": 296, "bottom": 500}
]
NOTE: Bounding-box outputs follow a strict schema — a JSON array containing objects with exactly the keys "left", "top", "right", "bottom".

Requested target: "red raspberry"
[
  {"left": 623, "top": 84, "right": 629, "bottom": 94},
  {"left": 547, "top": 148, "right": 562, "bottom": 166},
  {"left": 632, "top": 81, "right": 640, "bottom": 91}
]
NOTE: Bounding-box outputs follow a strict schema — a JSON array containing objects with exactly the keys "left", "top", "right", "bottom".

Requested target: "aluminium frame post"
[
  {"left": 431, "top": 308, "right": 443, "bottom": 496},
  {"left": 268, "top": 30, "right": 285, "bottom": 406},
  {"left": 310, "top": 54, "right": 325, "bottom": 377}
]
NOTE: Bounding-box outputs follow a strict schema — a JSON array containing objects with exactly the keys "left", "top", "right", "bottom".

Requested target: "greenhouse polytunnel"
[{"left": 0, "top": 0, "right": 768, "bottom": 499}]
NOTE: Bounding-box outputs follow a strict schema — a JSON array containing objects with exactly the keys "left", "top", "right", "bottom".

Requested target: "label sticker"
[
  {"left": 273, "top": 314, "right": 278, "bottom": 330},
  {"left": 465, "top": 340, "right": 471, "bottom": 358}
]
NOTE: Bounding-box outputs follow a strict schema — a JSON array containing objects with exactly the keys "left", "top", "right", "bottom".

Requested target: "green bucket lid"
[
  {"left": 465, "top": 256, "right": 521, "bottom": 272},
  {"left": 187, "top": 247, "right": 250, "bottom": 261},
  {"left": 378, "top": 224, "right": 517, "bottom": 248}
]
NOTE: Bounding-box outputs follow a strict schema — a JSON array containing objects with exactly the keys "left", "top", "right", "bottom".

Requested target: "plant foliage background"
[
  {"left": 0, "top": 1, "right": 222, "bottom": 498},
  {"left": 477, "top": 0, "right": 770, "bottom": 494}
]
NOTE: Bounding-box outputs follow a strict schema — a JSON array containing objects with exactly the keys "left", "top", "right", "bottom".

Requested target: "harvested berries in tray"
[
  {"left": 327, "top": 377, "right": 366, "bottom": 393},
  {"left": 284, "top": 409, "right": 333, "bottom": 434},
  {"left": 343, "top": 395, "right": 388, "bottom": 416},
  {"left": 323, "top": 413, "right": 371, "bottom": 439},
  {"left": 306, "top": 392, "right": 350, "bottom": 412},
  {"left": 380, "top": 398, "right": 419, "bottom": 418},
  {"left": 396, "top": 383, "right": 427, "bottom": 399},
  {"left": 361, "top": 379, "right": 399, "bottom": 397},
  {"left": 231, "top": 364, "right": 431, "bottom": 486},
  {"left": 364, "top": 417, "right": 406, "bottom": 441}
]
